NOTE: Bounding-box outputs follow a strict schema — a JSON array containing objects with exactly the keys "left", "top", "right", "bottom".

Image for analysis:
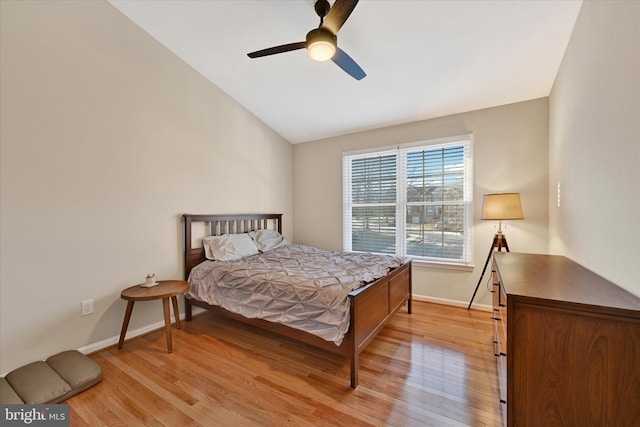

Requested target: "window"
[{"left": 343, "top": 135, "right": 473, "bottom": 265}]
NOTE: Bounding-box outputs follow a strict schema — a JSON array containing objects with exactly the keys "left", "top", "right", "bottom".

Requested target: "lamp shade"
[{"left": 481, "top": 193, "right": 524, "bottom": 220}]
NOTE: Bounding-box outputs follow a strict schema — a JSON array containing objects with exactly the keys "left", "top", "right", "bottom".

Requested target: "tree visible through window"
[{"left": 343, "top": 136, "right": 472, "bottom": 264}]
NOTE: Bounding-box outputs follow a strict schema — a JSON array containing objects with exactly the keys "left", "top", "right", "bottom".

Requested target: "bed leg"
[
  {"left": 185, "top": 297, "right": 192, "bottom": 321},
  {"left": 407, "top": 297, "right": 412, "bottom": 314},
  {"left": 350, "top": 352, "right": 358, "bottom": 389}
]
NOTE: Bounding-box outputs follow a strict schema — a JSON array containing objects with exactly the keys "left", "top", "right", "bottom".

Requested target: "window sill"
[{"left": 411, "top": 259, "right": 475, "bottom": 272}]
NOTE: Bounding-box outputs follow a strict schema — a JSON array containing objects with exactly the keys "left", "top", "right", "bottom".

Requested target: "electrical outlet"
[{"left": 81, "top": 299, "right": 94, "bottom": 316}]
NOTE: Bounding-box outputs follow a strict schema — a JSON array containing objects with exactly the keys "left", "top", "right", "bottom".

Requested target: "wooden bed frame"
[{"left": 182, "top": 213, "right": 412, "bottom": 388}]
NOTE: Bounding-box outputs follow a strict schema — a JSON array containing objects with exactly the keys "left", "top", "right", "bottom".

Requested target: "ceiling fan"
[{"left": 247, "top": 0, "right": 366, "bottom": 80}]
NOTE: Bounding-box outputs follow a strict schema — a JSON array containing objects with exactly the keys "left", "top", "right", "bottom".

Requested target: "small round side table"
[{"left": 118, "top": 280, "right": 189, "bottom": 353}]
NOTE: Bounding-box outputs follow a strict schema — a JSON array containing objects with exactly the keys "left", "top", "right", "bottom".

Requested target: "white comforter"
[{"left": 187, "top": 244, "right": 404, "bottom": 345}]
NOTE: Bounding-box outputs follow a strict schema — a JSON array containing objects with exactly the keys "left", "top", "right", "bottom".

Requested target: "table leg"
[
  {"left": 162, "top": 297, "right": 173, "bottom": 353},
  {"left": 171, "top": 295, "right": 181, "bottom": 329},
  {"left": 118, "top": 301, "right": 135, "bottom": 349}
]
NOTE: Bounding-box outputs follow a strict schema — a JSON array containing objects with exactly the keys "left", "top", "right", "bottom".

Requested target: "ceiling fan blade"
[
  {"left": 247, "top": 42, "right": 306, "bottom": 58},
  {"left": 323, "top": 0, "right": 359, "bottom": 35},
  {"left": 332, "top": 48, "right": 366, "bottom": 80}
]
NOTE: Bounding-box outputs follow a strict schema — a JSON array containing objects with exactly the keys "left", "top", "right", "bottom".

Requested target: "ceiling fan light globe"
[
  {"left": 306, "top": 28, "right": 337, "bottom": 62},
  {"left": 308, "top": 41, "right": 336, "bottom": 61}
]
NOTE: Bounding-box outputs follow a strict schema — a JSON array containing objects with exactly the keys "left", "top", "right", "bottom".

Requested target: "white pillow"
[
  {"left": 249, "top": 229, "right": 289, "bottom": 252},
  {"left": 203, "top": 233, "right": 259, "bottom": 261}
]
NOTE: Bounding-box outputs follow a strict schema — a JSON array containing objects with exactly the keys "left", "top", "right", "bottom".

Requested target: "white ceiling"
[{"left": 109, "top": 0, "right": 582, "bottom": 144}]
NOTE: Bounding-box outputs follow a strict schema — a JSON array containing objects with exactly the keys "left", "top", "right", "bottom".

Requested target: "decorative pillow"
[
  {"left": 249, "top": 229, "right": 289, "bottom": 252},
  {"left": 203, "top": 233, "right": 259, "bottom": 261}
]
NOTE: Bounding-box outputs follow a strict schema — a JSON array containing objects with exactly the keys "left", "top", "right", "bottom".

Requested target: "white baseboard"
[
  {"left": 76, "top": 297, "right": 489, "bottom": 357},
  {"left": 412, "top": 294, "right": 493, "bottom": 312},
  {"left": 2, "top": 313, "right": 191, "bottom": 376},
  {"left": 77, "top": 313, "right": 187, "bottom": 355}
]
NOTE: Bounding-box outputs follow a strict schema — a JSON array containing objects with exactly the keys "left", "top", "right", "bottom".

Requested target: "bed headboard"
[{"left": 183, "top": 213, "right": 283, "bottom": 280}]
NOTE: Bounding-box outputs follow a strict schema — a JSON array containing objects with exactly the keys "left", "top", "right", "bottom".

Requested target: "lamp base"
[{"left": 467, "top": 232, "right": 510, "bottom": 310}]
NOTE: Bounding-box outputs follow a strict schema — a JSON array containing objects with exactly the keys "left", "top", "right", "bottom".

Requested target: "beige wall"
[
  {"left": 549, "top": 1, "right": 640, "bottom": 296},
  {"left": 293, "top": 98, "right": 549, "bottom": 305},
  {"left": 0, "top": 1, "right": 292, "bottom": 373}
]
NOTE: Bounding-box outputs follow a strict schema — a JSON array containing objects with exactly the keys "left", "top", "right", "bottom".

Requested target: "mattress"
[{"left": 187, "top": 244, "right": 404, "bottom": 345}]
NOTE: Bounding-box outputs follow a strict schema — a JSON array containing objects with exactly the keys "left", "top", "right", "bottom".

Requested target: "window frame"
[{"left": 343, "top": 135, "right": 473, "bottom": 267}]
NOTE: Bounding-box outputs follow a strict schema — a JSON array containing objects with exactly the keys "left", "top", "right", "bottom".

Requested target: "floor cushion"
[{"left": 0, "top": 350, "right": 102, "bottom": 404}]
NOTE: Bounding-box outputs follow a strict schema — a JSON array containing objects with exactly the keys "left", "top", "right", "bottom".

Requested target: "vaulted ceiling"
[{"left": 109, "top": 0, "right": 582, "bottom": 143}]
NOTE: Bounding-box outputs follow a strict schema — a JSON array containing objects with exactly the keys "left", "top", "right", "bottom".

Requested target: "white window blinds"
[{"left": 343, "top": 135, "right": 473, "bottom": 265}]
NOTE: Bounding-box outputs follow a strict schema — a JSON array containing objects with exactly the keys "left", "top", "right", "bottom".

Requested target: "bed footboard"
[{"left": 347, "top": 259, "right": 412, "bottom": 387}]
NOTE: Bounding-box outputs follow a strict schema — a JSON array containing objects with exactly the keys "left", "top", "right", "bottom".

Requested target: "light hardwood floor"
[{"left": 67, "top": 301, "right": 502, "bottom": 426}]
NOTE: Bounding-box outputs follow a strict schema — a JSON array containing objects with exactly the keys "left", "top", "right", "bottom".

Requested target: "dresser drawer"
[
  {"left": 498, "top": 284, "right": 507, "bottom": 347},
  {"left": 492, "top": 269, "right": 507, "bottom": 352}
]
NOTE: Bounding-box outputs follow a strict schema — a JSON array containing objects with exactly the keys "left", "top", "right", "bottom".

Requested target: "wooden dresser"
[{"left": 492, "top": 252, "right": 640, "bottom": 426}]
